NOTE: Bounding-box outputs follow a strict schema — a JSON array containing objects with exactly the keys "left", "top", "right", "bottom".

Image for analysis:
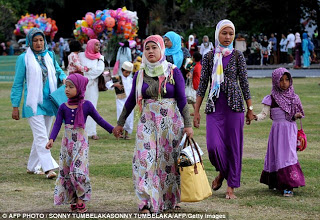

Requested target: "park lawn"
[{"left": 0, "top": 78, "right": 319, "bottom": 220}]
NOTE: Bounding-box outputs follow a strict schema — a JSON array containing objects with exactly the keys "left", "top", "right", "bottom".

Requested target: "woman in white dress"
[{"left": 79, "top": 39, "right": 105, "bottom": 140}]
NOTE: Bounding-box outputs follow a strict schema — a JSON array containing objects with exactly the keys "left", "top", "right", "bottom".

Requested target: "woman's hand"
[
  {"left": 193, "top": 111, "right": 201, "bottom": 128},
  {"left": 113, "top": 125, "right": 124, "bottom": 138},
  {"left": 12, "top": 107, "right": 19, "bottom": 120},
  {"left": 46, "top": 139, "right": 54, "bottom": 149},
  {"left": 295, "top": 112, "right": 303, "bottom": 119},
  {"left": 183, "top": 127, "right": 194, "bottom": 139},
  {"left": 246, "top": 110, "right": 255, "bottom": 125}
]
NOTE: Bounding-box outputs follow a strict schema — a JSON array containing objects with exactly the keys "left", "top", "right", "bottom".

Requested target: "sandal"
[
  {"left": 27, "top": 169, "right": 45, "bottom": 175},
  {"left": 46, "top": 170, "right": 57, "bottom": 179},
  {"left": 283, "top": 190, "right": 294, "bottom": 197},
  {"left": 69, "top": 204, "right": 77, "bottom": 212},
  {"left": 212, "top": 176, "right": 223, "bottom": 191},
  {"left": 124, "top": 136, "right": 131, "bottom": 140},
  {"left": 77, "top": 203, "right": 87, "bottom": 213},
  {"left": 140, "top": 205, "right": 151, "bottom": 214},
  {"left": 91, "top": 135, "right": 99, "bottom": 140}
]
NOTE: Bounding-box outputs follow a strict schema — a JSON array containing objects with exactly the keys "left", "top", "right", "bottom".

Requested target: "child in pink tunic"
[
  {"left": 67, "top": 40, "right": 89, "bottom": 75},
  {"left": 254, "top": 67, "right": 305, "bottom": 197}
]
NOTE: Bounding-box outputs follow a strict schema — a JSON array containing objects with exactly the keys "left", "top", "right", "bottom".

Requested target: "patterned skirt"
[
  {"left": 133, "top": 99, "right": 184, "bottom": 213},
  {"left": 54, "top": 124, "right": 91, "bottom": 205}
]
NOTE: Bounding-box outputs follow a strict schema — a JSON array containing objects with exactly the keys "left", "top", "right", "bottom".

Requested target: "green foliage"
[
  {"left": 183, "top": 26, "right": 215, "bottom": 45},
  {"left": 0, "top": 1, "right": 18, "bottom": 41}
]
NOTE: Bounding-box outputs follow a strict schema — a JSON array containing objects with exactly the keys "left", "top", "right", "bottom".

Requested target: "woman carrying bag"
[
  {"left": 11, "top": 28, "right": 66, "bottom": 178},
  {"left": 113, "top": 35, "right": 193, "bottom": 213}
]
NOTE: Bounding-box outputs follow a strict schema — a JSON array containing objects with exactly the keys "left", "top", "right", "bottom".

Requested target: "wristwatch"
[{"left": 248, "top": 105, "right": 254, "bottom": 111}]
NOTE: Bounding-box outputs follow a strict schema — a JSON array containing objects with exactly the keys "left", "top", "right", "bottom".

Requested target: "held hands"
[
  {"left": 113, "top": 83, "right": 124, "bottom": 90},
  {"left": 12, "top": 107, "right": 20, "bottom": 120},
  {"left": 295, "top": 112, "right": 303, "bottom": 119},
  {"left": 193, "top": 111, "right": 201, "bottom": 128},
  {"left": 46, "top": 139, "right": 54, "bottom": 149},
  {"left": 246, "top": 110, "right": 255, "bottom": 125},
  {"left": 113, "top": 125, "right": 124, "bottom": 139}
]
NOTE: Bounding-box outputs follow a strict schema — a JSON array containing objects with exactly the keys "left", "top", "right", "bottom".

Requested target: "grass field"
[{"left": 0, "top": 78, "right": 319, "bottom": 220}]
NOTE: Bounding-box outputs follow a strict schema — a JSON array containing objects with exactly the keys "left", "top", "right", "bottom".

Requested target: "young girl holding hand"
[
  {"left": 254, "top": 68, "right": 305, "bottom": 197},
  {"left": 46, "top": 73, "right": 114, "bottom": 212}
]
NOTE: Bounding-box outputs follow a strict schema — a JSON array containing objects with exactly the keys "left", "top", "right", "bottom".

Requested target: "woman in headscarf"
[
  {"left": 113, "top": 35, "right": 193, "bottom": 213},
  {"left": 163, "top": 31, "right": 191, "bottom": 80},
  {"left": 79, "top": 39, "right": 105, "bottom": 140},
  {"left": 11, "top": 28, "right": 66, "bottom": 178},
  {"left": 193, "top": 19, "right": 254, "bottom": 199},
  {"left": 116, "top": 41, "right": 132, "bottom": 75},
  {"left": 294, "top": 32, "right": 302, "bottom": 69},
  {"left": 200, "top": 35, "right": 214, "bottom": 58},
  {"left": 302, "top": 33, "right": 311, "bottom": 68},
  {"left": 186, "top": 34, "right": 198, "bottom": 57}
]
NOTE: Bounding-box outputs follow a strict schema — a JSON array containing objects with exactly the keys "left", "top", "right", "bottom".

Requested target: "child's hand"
[
  {"left": 253, "top": 115, "right": 257, "bottom": 121},
  {"left": 113, "top": 83, "right": 124, "bottom": 90},
  {"left": 46, "top": 139, "right": 54, "bottom": 149},
  {"left": 295, "top": 112, "right": 303, "bottom": 119},
  {"left": 113, "top": 125, "right": 124, "bottom": 139}
]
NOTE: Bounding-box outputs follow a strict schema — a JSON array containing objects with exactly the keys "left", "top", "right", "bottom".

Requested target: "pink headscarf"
[
  {"left": 66, "top": 73, "right": 89, "bottom": 128},
  {"left": 136, "top": 35, "right": 173, "bottom": 114},
  {"left": 271, "top": 68, "right": 304, "bottom": 121},
  {"left": 85, "top": 39, "right": 101, "bottom": 60}
]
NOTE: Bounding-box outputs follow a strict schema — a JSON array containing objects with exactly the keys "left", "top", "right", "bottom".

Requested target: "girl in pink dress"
[
  {"left": 67, "top": 40, "right": 89, "bottom": 75},
  {"left": 254, "top": 68, "right": 305, "bottom": 197}
]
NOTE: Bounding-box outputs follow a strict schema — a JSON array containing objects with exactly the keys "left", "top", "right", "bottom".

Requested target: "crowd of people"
[{"left": 10, "top": 20, "right": 309, "bottom": 214}]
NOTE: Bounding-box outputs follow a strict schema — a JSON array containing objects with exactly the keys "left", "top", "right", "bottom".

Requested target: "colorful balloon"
[
  {"left": 93, "top": 20, "right": 105, "bottom": 34},
  {"left": 104, "top": 17, "right": 115, "bottom": 28}
]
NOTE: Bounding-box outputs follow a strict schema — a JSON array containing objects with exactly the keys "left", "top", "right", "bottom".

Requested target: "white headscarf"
[
  {"left": 209, "top": 19, "right": 235, "bottom": 105},
  {"left": 188, "top": 35, "right": 195, "bottom": 51}
]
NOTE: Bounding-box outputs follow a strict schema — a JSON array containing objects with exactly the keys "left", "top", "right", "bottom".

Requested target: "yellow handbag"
[{"left": 179, "top": 137, "right": 212, "bottom": 202}]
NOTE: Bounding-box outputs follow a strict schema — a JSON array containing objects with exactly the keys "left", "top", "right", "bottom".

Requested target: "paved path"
[
  {"left": 1, "top": 56, "right": 319, "bottom": 81},
  {"left": 248, "top": 68, "right": 320, "bottom": 78}
]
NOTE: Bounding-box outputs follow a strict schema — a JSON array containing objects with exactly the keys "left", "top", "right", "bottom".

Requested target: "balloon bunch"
[
  {"left": 73, "top": 7, "right": 138, "bottom": 42},
  {"left": 14, "top": 13, "right": 58, "bottom": 39}
]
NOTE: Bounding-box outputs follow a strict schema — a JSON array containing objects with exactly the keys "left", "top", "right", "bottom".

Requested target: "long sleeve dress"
[
  {"left": 257, "top": 95, "right": 305, "bottom": 190},
  {"left": 197, "top": 50, "right": 251, "bottom": 188},
  {"left": 78, "top": 52, "right": 105, "bottom": 137},
  {"left": 50, "top": 101, "right": 114, "bottom": 205},
  {"left": 117, "top": 67, "right": 191, "bottom": 213}
]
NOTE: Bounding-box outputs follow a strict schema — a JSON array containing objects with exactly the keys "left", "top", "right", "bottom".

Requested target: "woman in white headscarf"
[
  {"left": 186, "top": 34, "right": 198, "bottom": 56},
  {"left": 194, "top": 19, "right": 254, "bottom": 199},
  {"left": 200, "top": 35, "right": 214, "bottom": 57},
  {"left": 11, "top": 28, "right": 66, "bottom": 178}
]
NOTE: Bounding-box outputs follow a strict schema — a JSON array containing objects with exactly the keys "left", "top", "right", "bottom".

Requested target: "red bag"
[
  {"left": 297, "top": 119, "right": 307, "bottom": 151},
  {"left": 112, "top": 60, "right": 120, "bottom": 76}
]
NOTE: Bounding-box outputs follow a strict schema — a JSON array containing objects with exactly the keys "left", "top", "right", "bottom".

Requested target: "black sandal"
[{"left": 140, "top": 205, "right": 151, "bottom": 214}]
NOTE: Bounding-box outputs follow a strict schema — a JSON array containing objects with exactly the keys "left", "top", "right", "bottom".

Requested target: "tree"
[{"left": 0, "top": 1, "right": 18, "bottom": 42}]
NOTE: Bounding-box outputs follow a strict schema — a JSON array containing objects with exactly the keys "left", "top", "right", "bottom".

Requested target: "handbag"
[
  {"left": 185, "top": 77, "right": 196, "bottom": 104},
  {"left": 112, "top": 60, "right": 120, "bottom": 76},
  {"left": 98, "top": 73, "right": 107, "bottom": 91},
  {"left": 297, "top": 119, "right": 307, "bottom": 151},
  {"left": 49, "top": 85, "right": 68, "bottom": 115},
  {"left": 179, "top": 137, "right": 212, "bottom": 202}
]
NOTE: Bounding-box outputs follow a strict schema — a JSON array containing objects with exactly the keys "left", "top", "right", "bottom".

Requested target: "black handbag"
[{"left": 98, "top": 73, "right": 107, "bottom": 91}]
